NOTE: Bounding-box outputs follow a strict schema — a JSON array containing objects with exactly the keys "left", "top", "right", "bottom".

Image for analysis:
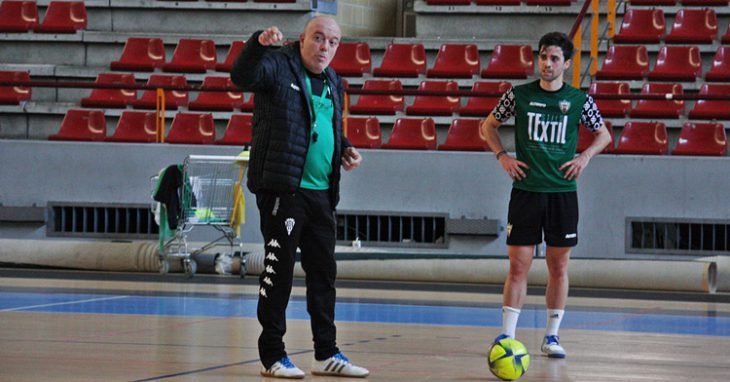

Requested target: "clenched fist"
[{"left": 258, "top": 26, "right": 283, "bottom": 46}]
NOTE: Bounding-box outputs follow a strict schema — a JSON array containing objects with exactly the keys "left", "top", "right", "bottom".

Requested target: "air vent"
[
  {"left": 47, "top": 202, "right": 158, "bottom": 239},
  {"left": 627, "top": 218, "right": 730, "bottom": 255},
  {"left": 337, "top": 211, "right": 447, "bottom": 247}
]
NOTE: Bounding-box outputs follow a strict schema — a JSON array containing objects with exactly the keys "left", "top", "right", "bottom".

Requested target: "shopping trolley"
[{"left": 152, "top": 154, "right": 248, "bottom": 277}]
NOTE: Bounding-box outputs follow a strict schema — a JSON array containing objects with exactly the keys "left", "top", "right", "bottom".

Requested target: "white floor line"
[{"left": 0, "top": 295, "right": 130, "bottom": 312}]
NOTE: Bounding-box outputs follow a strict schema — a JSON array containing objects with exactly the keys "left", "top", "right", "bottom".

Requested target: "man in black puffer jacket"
[{"left": 231, "top": 17, "right": 368, "bottom": 379}]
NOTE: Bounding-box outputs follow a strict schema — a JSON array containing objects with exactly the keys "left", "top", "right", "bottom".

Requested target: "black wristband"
[{"left": 495, "top": 150, "right": 507, "bottom": 160}]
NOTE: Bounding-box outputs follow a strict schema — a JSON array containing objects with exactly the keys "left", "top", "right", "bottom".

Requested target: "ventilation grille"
[
  {"left": 47, "top": 203, "right": 158, "bottom": 239},
  {"left": 628, "top": 218, "right": 730, "bottom": 255},
  {"left": 337, "top": 211, "right": 447, "bottom": 247}
]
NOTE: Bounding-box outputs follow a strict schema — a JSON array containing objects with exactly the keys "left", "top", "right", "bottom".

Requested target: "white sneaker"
[
  {"left": 541, "top": 335, "right": 566, "bottom": 358},
  {"left": 260, "top": 356, "right": 305, "bottom": 379},
  {"left": 311, "top": 352, "right": 370, "bottom": 378}
]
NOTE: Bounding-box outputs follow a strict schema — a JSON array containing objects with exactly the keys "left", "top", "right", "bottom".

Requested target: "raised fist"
[{"left": 258, "top": 26, "right": 283, "bottom": 46}]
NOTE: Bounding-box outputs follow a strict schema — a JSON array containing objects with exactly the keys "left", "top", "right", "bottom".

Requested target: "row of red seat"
[
  {"left": 111, "top": 38, "right": 234, "bottom": 73},
  {"left": 615, "top": 8, "right": 730, "bottom": 44},
  {"left": 429, "top": 0, "right": 728, "bottom": 4},
  {"left": 591, "top": 82, "right": 730, "bottom": 119},
  {"left": 597, "top": 45, "right": 730, "bottom": 82},
  {"left": 0, "top": 71, "right": 253, "bottom": 110},
  {"left": 0, "top": 0, "right": 299, "bottom": 34},
  {"left": 107, "top": 38, "right": 535, "bottom": 79},
  {"left": 48, "top": 109, "right": 252, "bottom": 145},
  {"left": 626, "top": 0, "right": 726, "bottom": 5},
  {"left": 349, "top": 117, "right": 727, "bottom": 156},
  {"left": 3, "top": 71, "right": 729, "bottom": 120},
  {"left": 48, "top": 109, "right": 728, "bottom": 156},
  {"left": 0, "top": 1, "right": 86, "bottom": 33},
  {"left": 426, "top": 0, "right": 575, "bottom": 5}
]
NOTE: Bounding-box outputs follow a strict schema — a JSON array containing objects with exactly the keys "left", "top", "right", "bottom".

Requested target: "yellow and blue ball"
[{"left": 488, "top": 338, "right": 530, "bottom": 381}]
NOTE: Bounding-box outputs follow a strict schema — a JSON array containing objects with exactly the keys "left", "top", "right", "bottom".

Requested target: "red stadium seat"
[
  {"left": 630, "top": 83, "right": 684, "bottom": 119},
  {"left": 240, "top": 93, "right": 254, "bottom": 112},
  {"left": 427, "top": 44, "right": 480, "bottom": 78},
  {"left": 679, "top": 0, "right": 727, "bottom": 5},
  {"left": 373, "top": 43, "right": 427, "bottom": 78},
  {"left": 705, "top": 46, "right": 730, "bottom": 82},
  {"left": 647, "top": 46, "right": 702, "bottom": 82},
  {"left": 330, "top": 42, "right": 371, "bottom": 77},
  {"left": 216, "top": 114, "right": 252, "bottom": 146},
  {"left": 0, "top": 70, "right": 31, "bottom": 104},
  {"left": 577, "top": 121, "right": 613, "bottom": 154},
  {"left": 595, "top": 45, "right": 649, "bottom": 80},
  {"left": 349, "top": 80, "right": 404, "bottom": 115},
  {"left": 475, "top": 0, "right": 521, "bottom": 4},
  {"left": 438, "top": 119, "right": 490, "bottom": 151},
  {"left": 671, "top": 122, "right": 727, "bottom": 156},
  {"left": 613, "top": 121, "right": 669, "bottom": 155},
  {"left": 481, "top": 45, "right": 534, "bottom": 79},
  {"left": 132, "top": 75, "right": 189, "bottom": 110},
  {"left": 48, "top": 109, "right": 106, "bottom": 141},
  {"left": 627, "top": 0, "right": 675, "bottom": 4},
  {"left": 426, "top": 0, "right": 470, "bottom": 4},
  {"left": 80, "top": 73, "right": 137, "bottom": 109},
  {"left": 382, "top": 118, "right": 437, "bottom": 150},
  {"left": 165, "top": 113, "right": 215, "bottom": 144},
  {"left": 613, "top": 9, "right": 665, "bottom": 44},
  {"left": 111, "top": 38, "right": 166, "bottom": 72},
  {"left": 459, "top": 81, "right": 511, "bottom": 117},
  {"left": 189, "top": 77, "right": 244, "bottom": 111},
  {"left": 0, "top": 0, "right": 38, "bottom": 32},
  {"left": 687, "top": 84, "right": 730, "bottom": 120},
  {"left": 722, "top": 25, "right": 730, "bottom": 44},
  {"left": 345, "top": 117, "right": 381, "bottom": 149},
  {"left": 162, "top": 39, "right": 217, "bottom": 73},
  {"left": 406, "top": 81, "right": 460, "bottom": 116},
  {"left": 34, "top": 1, "right": 86, "bottom": 33},
  {"left": 216, "top": 41, "right": 245, "bottom": 72},
  {"left": 588, "top": 82, "right": 631, "bottom": 118},
  {"left": 107, "top": 111, "right": 157, "bottom": 143},
  {"left": 665, "top": 9, "right": 718, "bottom": 44}
]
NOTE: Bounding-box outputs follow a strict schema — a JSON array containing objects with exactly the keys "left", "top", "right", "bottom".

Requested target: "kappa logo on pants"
[
  {"left": 267, "top": 239, "right": 281, "bottom": 248},
  {"left": 263, "top": 277, "right": 274, "bottom": 286},
  {"left": 285, "top": 218, "right": 295, "bottom": 236},
  {"left": 259, "top": 287, "right": 267, "bottom": 298},
  {"left": 266, "top": 252, "right": 279, "bottom": 262},
  {"left": 265, "top": 265, "right": 276, "bottom": 274}
]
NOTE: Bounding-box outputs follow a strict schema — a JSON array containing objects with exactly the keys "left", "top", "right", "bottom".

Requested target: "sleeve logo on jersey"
[{"left": 559, "top": 100, "right": 571, "bottom": 114}]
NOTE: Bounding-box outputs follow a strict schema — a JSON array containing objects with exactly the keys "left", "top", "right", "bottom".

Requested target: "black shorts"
[{"left": 506, "top": 188, "right": 579, "bottom": 247}]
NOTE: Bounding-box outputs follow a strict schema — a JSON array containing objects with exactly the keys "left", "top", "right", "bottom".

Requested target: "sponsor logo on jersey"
[
  {"left": 565, "top": 233, "right": 577, "bottom": 239},
  {"left": 526, "top": 112, "right": 569, "bottom": 144},
  {"left": 529, "top": 101, "right": 547, "bottom": 108}
]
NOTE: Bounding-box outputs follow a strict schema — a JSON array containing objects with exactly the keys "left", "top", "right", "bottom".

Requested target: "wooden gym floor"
[{"left": 1, "top": 268, "right": 729, "bottom": 382}]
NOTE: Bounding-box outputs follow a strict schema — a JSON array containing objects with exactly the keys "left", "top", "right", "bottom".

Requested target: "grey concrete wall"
[{"left": 1, "top": 140, "right": 729, "bottom": 260}]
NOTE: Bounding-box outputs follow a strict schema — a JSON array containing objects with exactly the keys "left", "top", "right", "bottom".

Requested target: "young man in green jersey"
[{"left": 480, "top": 32, "right": 612, "bottom": 358}]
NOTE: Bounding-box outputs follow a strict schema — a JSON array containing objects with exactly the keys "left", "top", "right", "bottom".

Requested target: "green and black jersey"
[{"left": 492, "top": 80, "right": 604, "bottom": 193}]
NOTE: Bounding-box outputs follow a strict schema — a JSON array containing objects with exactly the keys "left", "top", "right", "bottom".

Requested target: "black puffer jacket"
[{"left": 230, "top": 31, "right": 349, "bottom": 208}]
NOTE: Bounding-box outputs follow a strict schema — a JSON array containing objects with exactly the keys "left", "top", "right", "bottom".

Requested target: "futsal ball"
[{"left": 488, "top": 338, "right": 530, "bottom": 381}]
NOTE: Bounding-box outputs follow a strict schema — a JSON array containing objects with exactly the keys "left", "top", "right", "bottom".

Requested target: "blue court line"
[{"left": 1, "top": 291, "right": 729, "bottom": 337}]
